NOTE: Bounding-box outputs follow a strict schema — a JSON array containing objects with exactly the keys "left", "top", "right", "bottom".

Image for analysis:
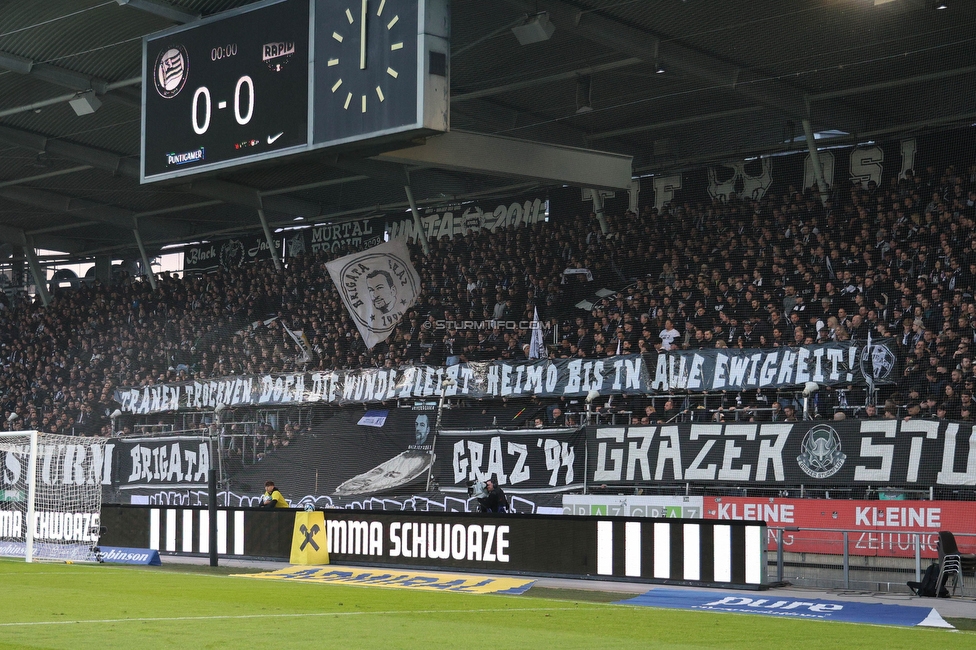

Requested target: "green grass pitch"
[{"left": 0, "top": 558, "right": 972, "bottom": 649}]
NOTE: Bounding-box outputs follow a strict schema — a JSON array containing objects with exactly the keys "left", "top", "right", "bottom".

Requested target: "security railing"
[{"left": 767, "top": 527, "right": 975, "bottom": 592}]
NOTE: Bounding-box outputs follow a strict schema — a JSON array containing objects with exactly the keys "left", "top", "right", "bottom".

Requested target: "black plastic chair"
[
  {"left": 937, "top": 531, "right": 973, "bottom": 597},
  {"left": 939, "top": 531, "right": 976, "bottom": 575}
]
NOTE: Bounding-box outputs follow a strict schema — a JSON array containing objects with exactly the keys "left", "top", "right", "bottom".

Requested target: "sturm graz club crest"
[
  {"left": 796, "top": 424, "right": 847, "bottom": 479},
  {"left": 153, "top": 45, "right": 188, "bottom": 99},
  {"left": 859, "top": 340, "right": 897, "bottom": 385}
]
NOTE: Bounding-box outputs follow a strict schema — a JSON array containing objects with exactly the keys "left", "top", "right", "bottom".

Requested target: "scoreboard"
[{"left": 141, "top": 0, "right": 449, "bottom": 183}]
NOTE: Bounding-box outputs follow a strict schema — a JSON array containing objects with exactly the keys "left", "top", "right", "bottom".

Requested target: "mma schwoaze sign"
[
  {"left": 114, "top": 341, "right": 893, "bottom": 414},
  {"left": 587, "top": 420, "right": 976, "bottom": 487}
]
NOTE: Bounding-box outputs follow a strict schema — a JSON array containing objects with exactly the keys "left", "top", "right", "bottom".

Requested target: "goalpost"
[{"left": 0, "top": 431, "right": 108, "bottom": 562}]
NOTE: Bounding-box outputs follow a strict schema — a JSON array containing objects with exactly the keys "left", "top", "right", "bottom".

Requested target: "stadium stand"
[{"left": 2, "top": 158, "right": 975, "bottom": 437}]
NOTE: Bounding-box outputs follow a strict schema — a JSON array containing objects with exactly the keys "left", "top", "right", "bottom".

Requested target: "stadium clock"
[
  {"left": 141, "top": 0, "right": 311, "bottom": 182},
  {"left": 312, "top": 0, "right": 449, "bottom": 147}
]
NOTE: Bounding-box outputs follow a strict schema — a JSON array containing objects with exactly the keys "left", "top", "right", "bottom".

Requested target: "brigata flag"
[{"left": 326, "top": 238, "right": 421, "bottom": 349}]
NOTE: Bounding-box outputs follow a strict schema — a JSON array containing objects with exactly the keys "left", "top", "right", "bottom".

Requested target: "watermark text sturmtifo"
[{"left": 424, "top": 320, "right": 540, "bottom": 331}]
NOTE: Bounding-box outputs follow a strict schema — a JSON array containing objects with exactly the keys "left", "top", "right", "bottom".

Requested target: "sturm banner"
[
  {"left": 649, "top": 340, "right": 897, "bottom": 392},
  {"left": 113, "top": 354, "right": 651, "bottom": 414},
  {"left": 1, "top": 442, "right": 114, "bottom": 489},
  {"left": 434, "top": 427, "right": 586, "bottom": 494},
  {"left": 587, "top": 419, "right": 976, "bottom": 488}
]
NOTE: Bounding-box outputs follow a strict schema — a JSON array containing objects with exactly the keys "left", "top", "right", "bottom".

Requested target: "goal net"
[{"left": 0, "top": 431, "right": 108, "bottom": 562}]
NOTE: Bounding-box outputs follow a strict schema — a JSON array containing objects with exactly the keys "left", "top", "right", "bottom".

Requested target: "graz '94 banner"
[
  {"left": 588, "top": 419, "right": 976, "bottom": 488},
  {"left": 433, "top": 427, "right": 586, "bottom": 494},
  {"left": 649, "top": 339, "right": 897, "bottom": 392},
  {"left": 113, "top": 354, "right": 650, "bottom": 414}
]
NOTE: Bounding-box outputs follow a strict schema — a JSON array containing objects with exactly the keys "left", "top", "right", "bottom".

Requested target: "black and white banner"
[
  {"left": 183, "top": 234, "right": 282, "bottom": 272},
  {"left": 326, "top": 238, "right": 421, "bottom": 349},
  {"left": 113, "top": 354, "right": 651, "bottom": 414},
  {"left": 434, "top": 427, "right": 586, "bottom": 494},
  {"left": 587, "top": 419, "right": 976, "bottom": 488},
  {"left": 112, "top": 437, "right": 212, "bottom": 488},
  {"left": 282, "top": 217, "right": 385, "bottom": 258},
  {"left": 0, "top": 440, "right": 114, "bottom": 490},
  {"left": 385, "top": 195, "right": 547, "bottom": 242},
  {"left": 650, "top": 340, "right": 897, "bottom": 392}
]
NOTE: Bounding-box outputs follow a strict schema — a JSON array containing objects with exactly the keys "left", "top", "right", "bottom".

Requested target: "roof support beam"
[
  {"left": 0, "top": 123, "right": 324, "bottom": 220},
  {"left": 589, "top": 106, "right": 765, "bottom": 141},
  {"left": 0, "top": 223, "right": 83, "bottom": 264},
  {"left": 25, "top": 238, "right": 51, "bottom": 307},
  {"left": 808, "top": 65, "right": 976, "bottom": 101},
  {"left": 0, "top": 52, "right": 141, "bottom": 108},
  {"left": 451, "top": 57, "right": 642, "bottom": 102},
  {"left": 377, "top": 130, "right": 633, "bottom": 189},
  {"left": 114, "top": 0, "right": 199, "bottom": 24},
  {"left": 0, "top": 186, "right": 193, "bottom": 243},
  {"left": 502, "top": 0, "right": 869, "bottom": 133}
]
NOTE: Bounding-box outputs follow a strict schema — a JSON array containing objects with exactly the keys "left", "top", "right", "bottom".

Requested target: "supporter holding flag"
[{"left": 326, "top": 239, "right": 421, "bottom": 349}]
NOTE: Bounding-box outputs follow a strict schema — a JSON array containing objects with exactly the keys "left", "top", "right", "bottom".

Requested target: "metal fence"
[{"left": 768, "top": 527, "right": 975, "bottom": 592}]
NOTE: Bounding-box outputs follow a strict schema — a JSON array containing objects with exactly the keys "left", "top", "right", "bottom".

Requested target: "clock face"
[{"left": 313, "top": 0, "right": 419, "bottom": 145}]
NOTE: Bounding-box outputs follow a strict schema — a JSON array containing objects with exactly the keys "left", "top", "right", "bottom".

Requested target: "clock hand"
[{"left": 360, "top": 0, "right": 367, "bottom": 70}]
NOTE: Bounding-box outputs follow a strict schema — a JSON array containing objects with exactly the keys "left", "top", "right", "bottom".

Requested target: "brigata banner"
[
  {"left": 649, "top": 339, "right": 897, "bottom": 391},
  {"left": 587, "top": 419, "right": 976, "bottom": 488},
  {"left": 113, "top": 354, "right": 650, "bottom": 414},
  {"left": 111, "top": 437, "right": 212, "bottom": 488},
  {"left": 434, "top": 427, "right": 586, "bottom": 494},
  {"left": 703, "top": 497, "right": 976, "bottom": 560}
]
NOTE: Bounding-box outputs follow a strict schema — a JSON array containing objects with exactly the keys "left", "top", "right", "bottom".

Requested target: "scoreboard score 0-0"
[{"left": 141, "top": 0, "right": 449, "bottom": 184}]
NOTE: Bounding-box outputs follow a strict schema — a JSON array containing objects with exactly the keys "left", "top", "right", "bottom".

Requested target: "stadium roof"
[{"left": 0, "top": 0, "right": 973, "bottom": 259}]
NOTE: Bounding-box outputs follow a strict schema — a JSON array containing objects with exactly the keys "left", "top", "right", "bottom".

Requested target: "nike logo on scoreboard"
[{"left": 267, "top": 132, "right": 284, "bottom": 144}]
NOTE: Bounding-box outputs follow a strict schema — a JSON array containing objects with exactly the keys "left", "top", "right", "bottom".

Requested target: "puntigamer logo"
[{"left": 166, "top": 147, "right": 205, "bottom": 167}]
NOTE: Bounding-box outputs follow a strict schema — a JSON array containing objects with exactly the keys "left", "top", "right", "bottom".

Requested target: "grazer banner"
[
  {"left": 648, "top": 339, "right": 897, "bottom": 392},
  {"left": 385, "top": 195, "right": 547, "bottom": 243},
  {"left": 113, "top": 354, "right": 651, "bottom": 414},
  {"left": 182, "top": 234, "right": 283, "bottom": 273},
  {"left": 703, "top": 497, "right": 976, "bottom": 560},
  {"left": 586, "top": 419, "right": 976, "bottom": 488},
  {"left": 434, "top": 427, "right": 586, "bottom": 494}
]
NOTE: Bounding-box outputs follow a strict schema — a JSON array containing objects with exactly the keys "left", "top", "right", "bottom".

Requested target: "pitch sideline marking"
[{"left": 0, "top": 606, "right": 608, "bottom": 628}]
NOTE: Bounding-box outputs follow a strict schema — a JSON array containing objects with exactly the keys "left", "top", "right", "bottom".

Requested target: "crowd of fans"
[{"left": 2, "top": 157, "right": 976, "bottom": 437}]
